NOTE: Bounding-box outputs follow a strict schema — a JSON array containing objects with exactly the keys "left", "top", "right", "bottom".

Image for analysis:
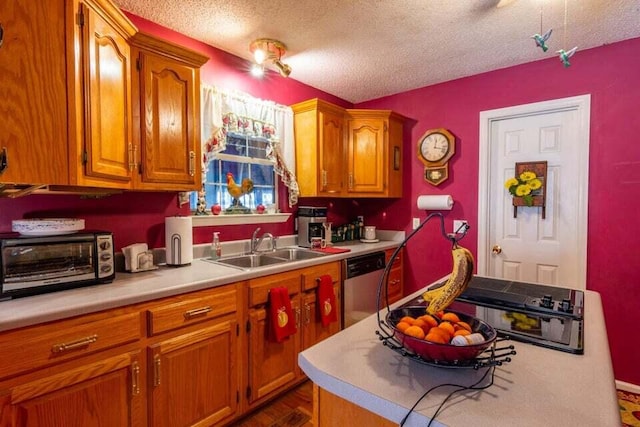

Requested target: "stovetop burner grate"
[{"left": 376, "top": 331, "right": 516, "bottom": 369}]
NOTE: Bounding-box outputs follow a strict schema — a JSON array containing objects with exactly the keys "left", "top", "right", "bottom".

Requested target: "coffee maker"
[{"left": 297, "top": 206, "right": 327, "bottom": 247}]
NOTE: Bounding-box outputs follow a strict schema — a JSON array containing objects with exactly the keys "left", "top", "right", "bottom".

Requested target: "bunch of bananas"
[{"left": 422, "top": 245, "right": 474, "bottom": 315}]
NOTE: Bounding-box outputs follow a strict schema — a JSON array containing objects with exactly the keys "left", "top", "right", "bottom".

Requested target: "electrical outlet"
[
  {"left": 413, "top": 217, "right": 421, "bottom": 230},
  {"left": 453, "top": 220, "right": 468, "bottom": 234}
]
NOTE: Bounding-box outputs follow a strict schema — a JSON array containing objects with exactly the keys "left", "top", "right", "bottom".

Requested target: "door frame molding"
[{"left": 477, "top": 95, "right": 591, "bottom": 284}]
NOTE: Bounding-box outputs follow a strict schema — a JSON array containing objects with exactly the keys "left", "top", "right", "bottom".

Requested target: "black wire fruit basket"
[{"left": 374, "top": 213, "right": 516, "bottom": 369}]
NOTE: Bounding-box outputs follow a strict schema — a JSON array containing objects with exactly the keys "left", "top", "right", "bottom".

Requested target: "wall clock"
[{"left": 417, "top": 128, "right": 455, "bottom": 186}]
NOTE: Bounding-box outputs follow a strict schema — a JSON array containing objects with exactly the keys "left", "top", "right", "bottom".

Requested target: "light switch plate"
[
  {"left": 453, "top": 220, "right": 468, "bottom": 233},
  {"left": 413, "top": 217, "right": 421, "bottom": 230}
]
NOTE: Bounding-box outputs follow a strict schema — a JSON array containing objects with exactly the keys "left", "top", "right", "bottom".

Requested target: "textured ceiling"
[{"left": 114, "top": 0, "right": 640, "bottom": 103}]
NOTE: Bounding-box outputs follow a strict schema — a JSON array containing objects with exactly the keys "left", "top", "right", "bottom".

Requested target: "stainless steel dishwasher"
[{"left": 342, "top": 251, "right": 386, "bottom": 328}]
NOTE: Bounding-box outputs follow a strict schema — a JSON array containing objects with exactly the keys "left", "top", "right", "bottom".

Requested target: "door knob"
[{"left": 492, "top": 245, "right": 502, "bottom": 254}]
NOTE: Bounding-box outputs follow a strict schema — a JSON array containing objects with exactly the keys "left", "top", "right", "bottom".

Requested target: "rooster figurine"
[{"left": 226, "top": 172, "right": 254, "bottom": 208}]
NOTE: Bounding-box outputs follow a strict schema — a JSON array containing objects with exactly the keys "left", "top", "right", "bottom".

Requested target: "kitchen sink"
[
  {"left": 268, "top": 248, "right": 327, "bottom": 261},
  {"left": 205, "top": 247, "right": 326, "bottom": 270}
]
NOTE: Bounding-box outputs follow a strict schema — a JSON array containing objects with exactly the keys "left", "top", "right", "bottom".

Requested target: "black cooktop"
[{"left": 402, "top": 276, "right": 585, "bottom": 354}]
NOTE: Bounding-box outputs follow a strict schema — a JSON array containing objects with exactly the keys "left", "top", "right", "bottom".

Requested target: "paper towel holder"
[{"left": 416, "top": 194, "right": 454, "bottom": 211}]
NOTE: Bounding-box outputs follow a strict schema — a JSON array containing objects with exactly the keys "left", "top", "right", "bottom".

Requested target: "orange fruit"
[
  {"left": 420, "top": 314, "right": 439, "bottom": 328},
  {"left": 439, "top": 321, "right": 455, "bottom": 336},
  {"left": 396, "top": 321, "right": 411, "bottom": 332},
  {"left": 454, "top": 329, "right": 471, "bottom": 337},
  {"left": 434, "top": 310, "right": 445, "bottom": 319},
  {"left": 455, "top": 321, "right": 472, "bottom": 332},
  {"left": 404, "top": 325, "right": 425, "bottom": 340},
  {"left": 441, "top": 312, "right": 460, "bottom": 323},
  {"left": 425, "top": 332, "right": 447, "bottom": 344},
  {"left": 400, "top": 316, "right": 415, "bottom": 324},
  {"left": 429, "top": 326, "right": 451, "bottom": 342},
  {"left": 411, "top": 318, "right": 432, "bottom": 335}
]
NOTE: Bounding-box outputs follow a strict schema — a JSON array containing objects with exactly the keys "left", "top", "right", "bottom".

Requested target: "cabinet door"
[
  {"left": 347, "top": 118, "right": 386, "bottom": 194},
  {"left": 149, "top": 321, "right": 239, "bottom": 427},
  {"left": 0, "top": 351, "right": 143, "bottom": 427},
  {"left": 0, "top": 0, "right": 68, "bottom": 185},
  {"left": 247, "top": 302, "right": 301, "bottom": 406},
  {"left": 318, "top": 110, "right": 344, "bottom": 195},
  {"left": 79, "top": 2, "right": 133, "bottom": 185},
  {"left": 301, "top": 284, "right": 341, "bottom": 351},
  {"left": 136, "top": 51, "right": 199, "bottom": 189}
]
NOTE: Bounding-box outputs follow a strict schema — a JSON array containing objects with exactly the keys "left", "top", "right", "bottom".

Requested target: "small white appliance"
[{"left": 165, "top": 216, "right": 193, "bottom": 266}]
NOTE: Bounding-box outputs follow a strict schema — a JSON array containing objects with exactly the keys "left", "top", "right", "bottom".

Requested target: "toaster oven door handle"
[{"left": 51, "top": 334, "right": 98, "bottom": 353}]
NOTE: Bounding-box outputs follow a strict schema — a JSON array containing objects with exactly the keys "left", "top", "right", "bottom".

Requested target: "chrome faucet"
[{"left": 251, "top": 227, "right": 277, "bottom": 253}]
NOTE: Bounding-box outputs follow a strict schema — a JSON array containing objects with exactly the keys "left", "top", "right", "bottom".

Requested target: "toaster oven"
[{"left": 0, "top": 231, "right": 115, "bottom": 300}]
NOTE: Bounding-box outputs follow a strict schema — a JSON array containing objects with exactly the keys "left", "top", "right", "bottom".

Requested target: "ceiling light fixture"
[{"left": 249, "top": 38, "right": 292, "bottom": 77}]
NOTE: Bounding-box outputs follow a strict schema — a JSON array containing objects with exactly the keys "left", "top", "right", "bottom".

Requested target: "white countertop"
[
  {"left": 0, "top": 239, "right": 400, "bottom": 332},
  {"left": 299, "top": 286, "right": 620, "bottom": 427}
]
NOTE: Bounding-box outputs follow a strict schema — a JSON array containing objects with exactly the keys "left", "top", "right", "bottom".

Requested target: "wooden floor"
[{"left": 232, "top": 381, "right": 314, "bottom": 427}]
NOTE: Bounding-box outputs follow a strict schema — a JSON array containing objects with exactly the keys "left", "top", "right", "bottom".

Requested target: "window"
[{"left": 190, "top": 133, "right": 276, "bottom": 212}]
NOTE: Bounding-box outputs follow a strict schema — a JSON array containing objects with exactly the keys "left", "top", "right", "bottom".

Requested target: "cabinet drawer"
[
  {"left": 0, "top": 311, "right": 140, "bottom": 380},
  {"left": 148, "top": 285, "right": 237, "bottom": 336},
  {"left": 387, "top": 267, "right": 403, "bottom": 303},
  {"left": 301, "top": 262, "right": 341, "bottom": 291},
  {"left": 249, "top": 270, "right": 301, "bottom": 307},
  {"left": 385, "top": 249, "right": 402, "bottom": 267}
]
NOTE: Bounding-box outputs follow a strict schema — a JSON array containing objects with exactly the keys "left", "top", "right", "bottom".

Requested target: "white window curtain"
[{"left": 201, "top": 85, "right": 299, "bottom": 206}]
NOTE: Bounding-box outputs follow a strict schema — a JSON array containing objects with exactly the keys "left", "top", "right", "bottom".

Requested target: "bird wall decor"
[
  {"left": 557, "top": 47, "right": 578, "bottom": 67},
  {"left": 531, "top": 28, "right": 553, "bottom": 52}
]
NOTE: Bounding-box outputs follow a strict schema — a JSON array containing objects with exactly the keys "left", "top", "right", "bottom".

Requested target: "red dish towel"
[
  {"left": 317, "top": 275, "right": 338, "bottom": 327},
  {"left": 268, "top": 287, "right": 297, "bottom": 343},
  {"left": 312, "top": 247, "right": 351, "bottom": 254}
]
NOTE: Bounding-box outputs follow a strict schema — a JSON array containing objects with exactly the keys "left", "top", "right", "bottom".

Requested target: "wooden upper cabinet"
[
  {"left": 0, "top": 0, "right": 69, "bottom": 185},
  {"left": 292, "top": 99, "right": 404, "bottom": 198},
  {"left": 77, "top": 0, "right": 135, "bottom": 187},
  {"left": 130, "top": 32, "right": 209, "bottom": 191},
  {"left": 346, "top": 110, "right": 404, "bottom": 198},
  {"left": 292, "top": 99, "right": 346, "bottom": 197}
]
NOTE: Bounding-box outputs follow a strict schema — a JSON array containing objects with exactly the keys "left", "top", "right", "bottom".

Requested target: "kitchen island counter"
[{"left": 299, "top": 286, "right": 619, "bottom": 426}]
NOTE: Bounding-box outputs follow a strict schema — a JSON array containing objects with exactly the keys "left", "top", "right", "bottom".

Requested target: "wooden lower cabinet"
[
  {"left": 313, "top": 384, "right": 395, "bottom": 427},
  {"left": 0, "top": 351, "right": 144, "bottom": 427},
  {"left": 246, "top": 262, "right": 342, "bottom": 410},
  {"left": 247, "top": 300, "right": 302, "bottom": 406},
  {"left": 385, "top": 248, "right": 404, "bottom": 306},
  {"left": 148, "top": 320, "right": 238, "bottom": 427}
]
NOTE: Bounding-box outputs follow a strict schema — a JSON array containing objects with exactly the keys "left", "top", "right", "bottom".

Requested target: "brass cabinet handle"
[
  {"left": 0, "top": 147, "right": 7, "bottom": 174},
  {"left": 492, "top": 245, "right": 502, "bottom": 255},
  {"left": 153, "top": 354, "right": 161, "bottom": 387},
  {"left": 132, "top": 144, "right": 138, "bottom": 171},
  {"left": 389, "top": 279, "right": 400, "bottom": 285},
  {"left": 184, "top": 306, "right": 212, "bottom": 319},
  {"left": 0, "top": 23, "right": 4, "bottom": 49},
  {"left": 127, "top": 143, "right": 135, "bottom": 171},
  {"left": 51, "top": 334, "right": 98, "bottom": 353},
  {"left": 131, "top": 361, "right": 140, "bottom": 395},
  {"left": 348, "top": 174, "right": 354, "bottom": 189},
  {"left": 188, "top": 151, "right": 195, "bottom": 176},
  {"left": 305, "top": 304, "right": 311, "bottom": 325},
  {"left": 295, "top": 307, "right": 301, "bottom": 329},
  {"left": 321, "top": 170, "right": 327, "bottom": 188}
]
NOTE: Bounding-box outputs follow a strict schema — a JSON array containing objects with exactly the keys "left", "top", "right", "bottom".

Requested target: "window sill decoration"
[{"left": 505, "top": 161, "right": 547, "bottom": 219}]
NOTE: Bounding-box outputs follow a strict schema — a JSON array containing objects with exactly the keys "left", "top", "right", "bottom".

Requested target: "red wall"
[{"left": 356, "top": 37, "right": 640, "bottom": 386}]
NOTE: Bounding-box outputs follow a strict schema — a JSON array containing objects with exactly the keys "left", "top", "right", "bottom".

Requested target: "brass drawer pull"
[
  {"left": 153, "top": 355, "right": 161, "bottom": 387},
  {"left": 131, "top": 361, "right": 140, "bottom": 395},
  {"left": 305, "top": 304, "right": 311, "bottom": 325},
  {"left": 184, "top": 306, "right": 212, "bottom": 319},
  {"left": 51, "top": 334, "right": 98, "bottom": 353}
]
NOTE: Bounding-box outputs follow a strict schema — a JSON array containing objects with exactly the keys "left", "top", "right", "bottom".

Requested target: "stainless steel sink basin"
[
  {"left": 213, "top": 254, "right": 288, "bottom": 269},
  {"left": 204, "top": 247, "right": 326, "bottom": 270},
  {"left": 269, "top": 248, "right": 327, "bottom": 261}
]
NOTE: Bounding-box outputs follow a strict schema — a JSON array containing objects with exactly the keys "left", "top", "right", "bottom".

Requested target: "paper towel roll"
[
  {"left": 165, "top": 216, "right": 193, "bottom": 266},
  {"left": 416, "top": 195, "right": 454, "bottom": 210}
]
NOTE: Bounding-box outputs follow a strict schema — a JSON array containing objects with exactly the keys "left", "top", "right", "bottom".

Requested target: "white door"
[{"left": 477, "top": 95, "right": 590, "bottom": 290}]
